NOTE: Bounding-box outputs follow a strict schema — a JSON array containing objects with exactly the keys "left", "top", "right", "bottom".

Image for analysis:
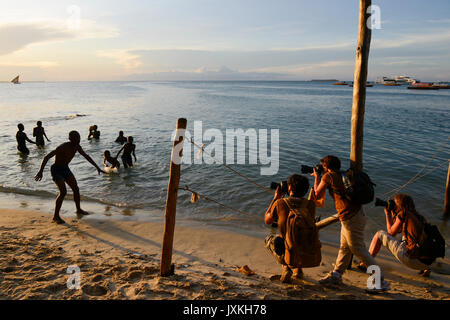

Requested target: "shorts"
[
  {"left": 17, "top": 145, "right": 29, "bottom": 155},
  {"left": 122, "top": 154, "right": 133, "bottom": 167},
  {"left": 51, "top": 164, "right": 74, "bottom": 182},
  {"left": 377, "top": 230, "right": 431, "bottom": 270},
  {"left": 265, "top": 234, "right": 286, "bottom": 265},
  {"left": 36, "top": 137, "right": 45, "bottom": 147}
]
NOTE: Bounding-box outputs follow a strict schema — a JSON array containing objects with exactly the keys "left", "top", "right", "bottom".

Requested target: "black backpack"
[
  {"left": 340, "top": 168, "right": 376, "bottom": 205},
  {"left": 417, "top": 223, "right": 446, "bottom": 260}
]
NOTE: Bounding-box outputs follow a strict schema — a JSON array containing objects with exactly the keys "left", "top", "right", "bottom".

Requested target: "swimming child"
[
  {"left": 88, "top": 125, "right": 100, "bottom": 140},
  {"left": 34, "top": 130, "right": 105, "bottom": 224},
  {"left": 115, "top": 131, "right": 127, "bottom": 144},
  {"left": 104, "top": 150, "right": 121, "bottom": 169},
  {"left": 16, "top": 123, "right": 36, "bottom": 155},
  {"left": 116, "top": 136, "right": 136, "bottom": 168},
  {"left": 33, "top": 121, "right": 51, "bottom": 147}
]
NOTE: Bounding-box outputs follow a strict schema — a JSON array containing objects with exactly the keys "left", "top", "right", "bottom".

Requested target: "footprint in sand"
[{"left": 82, "top": 284, "right": 108, "bottom": 296}]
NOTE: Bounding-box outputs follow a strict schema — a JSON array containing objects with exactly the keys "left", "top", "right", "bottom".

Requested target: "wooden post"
[
  {"left": 317, "top": 1, "right": 373, "bottom": 233},
  {"left": 444, "top": 160, "right": 450, "bottom": 219},
  {"left": 350, "top": 0, "right": 372, "bottom": 171},
  {"left": 160, "top": 118, "right": 187, "bottom": 276},
  {"left": 348, "top": 0, "right": 372, "bottom": 269}
]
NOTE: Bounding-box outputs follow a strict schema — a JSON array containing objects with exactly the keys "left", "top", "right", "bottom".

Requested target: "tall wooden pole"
[
  {"left": 444, "top": 160, "right": 450, "bottom": 219},
  {"left": 347, "top": 0, "right": 372, "bottom": 269},
  {"left": 315, "top": 1, "right": 374, "bottom": 234},
  {"left": 160, "top": 118, "right": 187, "bottom": 276},
  {"left": 350, "top": 0, "right": 372, "bottom": 171}
]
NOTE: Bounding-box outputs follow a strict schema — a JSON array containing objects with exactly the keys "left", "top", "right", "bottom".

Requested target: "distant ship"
[
  {"left": 375, "top": 76, "right": 419, "bottom": 86},
  {"left": 11, "top": 75, "right": 20, "bottom": 84},
  {"left": 333, "top": 81, "right": 348, "bottom": 85}
]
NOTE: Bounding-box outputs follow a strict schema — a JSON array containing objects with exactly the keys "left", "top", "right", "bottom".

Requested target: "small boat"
[
  {"left": 11, "top": 75, "right": 20, "bottom": 84},
  {"left": 407, "top": 83, "right": 439, "bottom": 90},
  {"left": 333, "top": 81, "right": 348, "bottom": 85}
]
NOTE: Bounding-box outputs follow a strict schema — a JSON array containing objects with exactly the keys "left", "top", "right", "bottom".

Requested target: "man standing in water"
[
  {"left": 16, "top": 123, "right": 36, "bottom": 155},
  {"left": 34, "top": 130, "right": 105, "bottom": 224}
]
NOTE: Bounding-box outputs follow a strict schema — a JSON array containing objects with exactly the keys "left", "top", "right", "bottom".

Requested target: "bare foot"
[
  {"left": 76, "top": 209, "right": 89, "bottom": 216},
  {"left": 52, "top": 217, "right": 66, "bottom": 224}
]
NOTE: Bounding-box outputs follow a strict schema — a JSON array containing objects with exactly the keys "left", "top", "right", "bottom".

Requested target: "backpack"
[
  {"left": 419, "top": 223, "right": 446, "bottom": 260},
  {"left": 405, "top": 212, "right": 446, "bottom": 263},
  {"left": 412, "top": 223, "right": 446, "bottom": 262},
  {"left": 283, "top": 198, "right": 321, "bottom": 268},
  {"left": 340, "top": 168, "right": 376, "bottom": 205}
]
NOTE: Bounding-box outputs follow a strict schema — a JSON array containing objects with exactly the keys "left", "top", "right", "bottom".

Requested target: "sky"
[{"left": 1, "top": 0, "right": 450, "bottom": 81}]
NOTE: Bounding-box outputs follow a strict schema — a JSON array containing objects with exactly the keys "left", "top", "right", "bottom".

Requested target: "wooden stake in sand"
[
  {"left": 350, "top": 0, "right": 372, "bottom": 171},
  {"left": 160, "top": 118, "right": 187, "bottom": 276}
]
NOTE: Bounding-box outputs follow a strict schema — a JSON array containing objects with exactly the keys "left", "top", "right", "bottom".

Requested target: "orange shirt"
[{"left": 322, "top": 171, "right": 361, "bottom": 221}]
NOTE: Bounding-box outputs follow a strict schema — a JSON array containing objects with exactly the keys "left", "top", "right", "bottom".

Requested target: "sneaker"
[
  {"left": 319, "top": 271, "right": 343, "bottom": 286},
  {"left": 366, "top": 279, "right": 390, "bottom": 293},
  {"left": 292, "top": 268, "right": 304, "bottom": 280},
  {"left": 280, "top": 266, "right": 293, "bottom": 284}
]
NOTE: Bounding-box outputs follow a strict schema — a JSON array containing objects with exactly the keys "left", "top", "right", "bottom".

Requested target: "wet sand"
[{"left": 0, "top": 208, "right": 449, "bottom": 300}]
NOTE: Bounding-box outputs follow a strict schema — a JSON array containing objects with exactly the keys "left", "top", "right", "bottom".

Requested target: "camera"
[
  {"left": 301, "top": 164, "right": 324, "bottom": 175},
  {"left": 374, "top": 197, "right": 396, "bottom": 212},
  {"left": 270, "top": 180, "right": 288, "bottom": 194}
]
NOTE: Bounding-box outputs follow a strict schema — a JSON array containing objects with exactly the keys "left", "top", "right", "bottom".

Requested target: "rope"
[
  {"left": 180, "top": 185, "right": 263, "bottom": 222},
  {"left": 382, "top": 136, "right": 450, "bottom": 197},
  {"left": 382, "top": 159, "right": 449, "bottom": 197},
  {"left": 189, "top": 138, "right": 274, "bottom": 195}
]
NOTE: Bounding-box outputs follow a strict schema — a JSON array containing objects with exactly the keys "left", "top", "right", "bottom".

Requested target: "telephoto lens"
[
  {"left": 301, "top": 164, "right": 323, "bottom": 175},
  {"left": 374, "top": 198, "right": 396, "bottom": 211},
  {"left": 270, "top": 181, "right": 288, "bottom": 194}
]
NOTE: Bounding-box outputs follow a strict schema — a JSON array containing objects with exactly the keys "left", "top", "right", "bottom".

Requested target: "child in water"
[
  {"left": 88, "top": 125, "right": 100, "bottom": 140},
  {"left": 116, "top": 136, "right": 136, "bottom": 168},
  {"left": 115, "top": 131, "right": 127, "bottom": 144},
  {"left": 33, "top": 121, "right": 51, "bottom": 147},
  {"left": 103, "top": 150, "right": 120, "bottom": 169}
]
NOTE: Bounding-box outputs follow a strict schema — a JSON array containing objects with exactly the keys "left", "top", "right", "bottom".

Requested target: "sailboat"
[{"left": 11, "top": 75, "right": 20, "bottom": 84}]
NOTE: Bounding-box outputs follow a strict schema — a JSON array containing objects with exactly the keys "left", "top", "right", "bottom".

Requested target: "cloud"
[
  {"left": 0, "top": 60, "right": 59, "bottom": 68},
  {"left": 0, "top": 23, "right": 72, "bottom": 55},
  {"left": 373, "top": 31, "right": 450, "bottom": 49},
  {"left": 0, "top": 20, "right": 119, "bottom": 56},
  {"left": 96, "top": 50, "right": 141, "bottom": 71}
]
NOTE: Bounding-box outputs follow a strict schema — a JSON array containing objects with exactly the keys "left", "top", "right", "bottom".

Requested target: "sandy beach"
[{"left": 0, "top": 208, "right": 449, "bottom": 300}]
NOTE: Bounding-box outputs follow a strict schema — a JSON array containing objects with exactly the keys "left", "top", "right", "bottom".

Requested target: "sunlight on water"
[{"left": 0, "top": 81, "right": 449, "bottom": 240}]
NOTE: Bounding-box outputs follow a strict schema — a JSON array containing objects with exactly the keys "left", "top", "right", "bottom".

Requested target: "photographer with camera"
[
  {"left": 264, "top": 174, "right": 321, "bottom": 284},
  {"left": 360, "top": 194, "right": 436, "bottom": 275},
  {"left": 311, "top": 155, "right": 389, "bottom": 291}
]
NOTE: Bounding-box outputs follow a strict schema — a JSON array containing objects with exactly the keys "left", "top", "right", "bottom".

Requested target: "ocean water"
[{"left": 0, "top": 81, "right": 449, "bottom": 242}]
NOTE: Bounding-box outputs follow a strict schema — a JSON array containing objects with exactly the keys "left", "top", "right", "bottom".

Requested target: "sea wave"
[{"left": 0, "top": 185, "right": 145, "bottom": 210}]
